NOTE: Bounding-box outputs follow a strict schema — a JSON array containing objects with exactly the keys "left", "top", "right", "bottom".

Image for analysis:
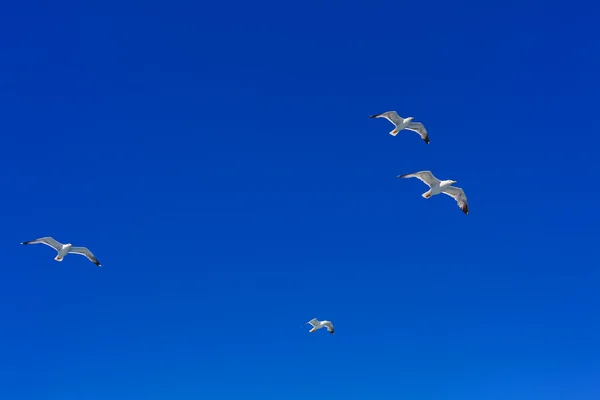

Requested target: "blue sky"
[{"left": 1, "top": 1, "right": 599, "bottom": 399}]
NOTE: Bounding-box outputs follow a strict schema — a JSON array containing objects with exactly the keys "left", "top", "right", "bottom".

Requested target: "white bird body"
[
  {"left": 21, "top": 236, "right": 101, "bottom": 267},
  {"left": 369, "top": 111, "right": 430, "bottom": 144},
  {"left": 427, "top": 179, "right": 455, "bottom": 197},
  {"left": 55, "top": 243, "right": 73, "bottom": 261},
  {"left": 305, "top": 318, "right": 335, "bottom": 334},
  {"left": 389, "top": 116, "right": 413, "bottom": 133},
  {"left": 397, "top": 171, "right": 469, "bottom": 215}
]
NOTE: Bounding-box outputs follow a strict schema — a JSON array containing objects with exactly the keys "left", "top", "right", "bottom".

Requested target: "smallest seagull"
[
  {"left": 369, "top": 111, "right": 430, "bottom": 144},
  {"left": 21, "top": 236, "right": 101, "bottom": 267},
  {"left": 397, "top": 171, "right": 469, "bottom": 215},
  {"left": 305, "top": 318, "right": 335, "bottom": 335}
]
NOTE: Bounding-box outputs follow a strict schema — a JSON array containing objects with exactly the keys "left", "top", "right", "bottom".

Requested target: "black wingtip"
[
  {"left": 20, "top": 241, "right": 29, "bottom": 245},
  {"left": 424, "top": 137, "right": 430, "bottom": 144},
  {"left": 396, "top": 174, "right": 408, "bottom": 179},
  {"left": 369, "top": 114, "right": 379, "bottom": 118}
]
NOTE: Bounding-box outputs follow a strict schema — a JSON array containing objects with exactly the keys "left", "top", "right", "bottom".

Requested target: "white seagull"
[
  {"left": 21, "top": 236, "right": 101, "bottom": 267},
  {"left": 304, "top": 318, "right": 334, "bottom": 334},
  {"left": 397, "top": 171, "right": 469, "bottom": 215},
  {"left": 369, "top": 111, "right": 430, "bottom": 144}
]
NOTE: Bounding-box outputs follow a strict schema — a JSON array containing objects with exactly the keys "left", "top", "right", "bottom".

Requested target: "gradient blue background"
[{"left": 1, "top": 1, "right": 599, "bottom": 399}]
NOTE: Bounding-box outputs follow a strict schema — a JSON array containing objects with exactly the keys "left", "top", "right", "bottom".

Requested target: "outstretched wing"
[
  {"left": 68, "top": 247, "right": 101, "bottom": 267},
  {"left": 21, "top": 237, "right": 63, "bottom": 251},
  {"left": 396, "top": 171, "right": 440, "bottom": 188},
  {"left": 405, "top": 122, "right": 430, "bottom": 144},
  {"left": 369, "top": 111, "right": 403, "bottom": 126},
  {"left": 306, "top": 318, "right": 319, "bottom": 327},
  {"left": 442, "top": 186, "right": 469, "bottom": 215},
  {"left": 322, "top": 321, "right": 335, "bottom": 334}
]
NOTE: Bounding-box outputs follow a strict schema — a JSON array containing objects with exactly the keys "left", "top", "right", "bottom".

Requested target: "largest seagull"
[
  {"left": 20, "top": 237, "right": 101, "bottom": 267},
  {"left": 304, "top": 318, "right": 335, "bottom": 335},
  {"left": 369, "top": 111, "right": 430, "bottom": 144},
  {"left": 397, "top": 171, "right": 469, "bottom": 215}
]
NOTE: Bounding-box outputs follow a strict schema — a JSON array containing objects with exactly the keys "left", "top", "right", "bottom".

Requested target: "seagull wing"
[
  {"left": 306, "top": 318, "right": 320, "bottom": 327},
  {"left": 21, "top": 237, "right": 63, "bottom": 251},
  {"left": 68, "top": 247, "right": 101, "bottom": 267},
  {"left": 396, "top": 171, "right": 440, "bottom": 188},
  {"left": 322, "top": 321, "right": 334, "bottom": 334},
  {"left": 442, "top": 186, "right": 469, "bottom": 215},
  {"left": 370, "top": 111, "right": 403, "bottom": 126},
  {"left": 405, "top": 122, "right": 430, "bottom": 144}
]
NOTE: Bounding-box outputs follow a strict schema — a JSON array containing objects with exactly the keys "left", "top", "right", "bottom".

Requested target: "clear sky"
[{"left": 1, "top": 1, "right": 599, "bottom": 399}]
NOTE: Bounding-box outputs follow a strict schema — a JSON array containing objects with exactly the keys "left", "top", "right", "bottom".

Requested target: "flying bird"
[
  {"left": 21, "top": 237, "right": 101, "bottom": 267},
  {"left": 397, "top": 171, "right": 469, "bottom": 214},
  {"left": 369, "top": 111, "right": 430, "bottom": 144},
  {"left": 305, "top": 318, "right": 334, "bottom": 334}
]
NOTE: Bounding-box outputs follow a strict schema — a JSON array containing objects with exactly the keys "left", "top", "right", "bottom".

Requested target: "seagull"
[
  {"left": 369, "top": 111, "right": 430, "bottom": 144},
  {"left": 20, "top": 237, "right": 101, "bottom": 267},
  {"left": 304, "top": 318, "right": 334, "bottom": 334},
  {"left": 397, "top": 171, "right": 469, "bottom": 214}
]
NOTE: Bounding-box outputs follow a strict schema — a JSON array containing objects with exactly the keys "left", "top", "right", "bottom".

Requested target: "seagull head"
[
  {"left": 450, "top": 180, "right": 457, "bottom": 185},
  {"left": 407, "top": 117, "right": 414, "bottom": 122}
]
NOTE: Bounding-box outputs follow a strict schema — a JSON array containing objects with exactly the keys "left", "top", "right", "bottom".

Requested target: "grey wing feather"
[
  {"left": 406, "top": 122, "right": 430, "bottom": 143},
  {"left": 21, "top": 236, "right": 63, "bottom": 251},
  {"left": 370, "top": 111, "right": 402, "bottom": 125},
  {"left": 396, "top": 171, "right": 440, "bottom": 187},
  {"left": 306, "top": 318, "right": 319, "bottom": 327},
  {"left": 68, "top": 247, "right": 101, "bottom": 266},
  {"left": 323, "top": 321, "right": 334, "bottom": 334},
  {"left": 442, "top": 186, "right": 469, "bottom": 215},
  {"left": 382, "top": 111, "right": 403, "bottom": 125}
]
